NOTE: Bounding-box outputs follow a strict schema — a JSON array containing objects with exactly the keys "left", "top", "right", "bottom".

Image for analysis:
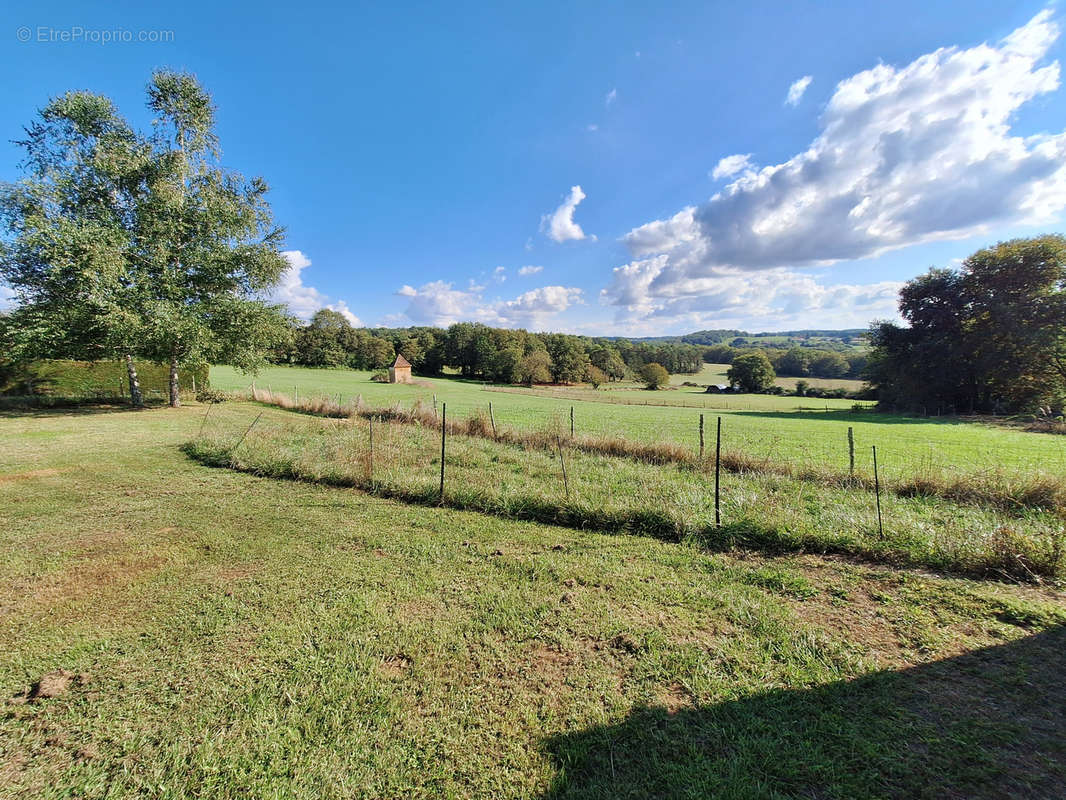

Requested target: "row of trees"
[
  {"left": 273, "top": 313, "right": 705, "bottom": 385},
  {"left": 867, "top": 235, "right": 1066, "bottom": 414},
  {"left": 703, "top": 343, "right": 867, "bottom": 379},
  {"left": 0, "top": 72, "right": 289, "bottom": 406}
]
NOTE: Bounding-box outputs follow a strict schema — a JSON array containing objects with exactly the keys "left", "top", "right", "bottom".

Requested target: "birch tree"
[{"left": 130, "top": 70, "right": 288, "bottom": 406}]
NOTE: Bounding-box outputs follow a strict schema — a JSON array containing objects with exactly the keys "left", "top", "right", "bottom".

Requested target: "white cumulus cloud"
[
  {"left": 394, "top": 279, "right": 583, "bottom": 329},
  {"left": 327, "top": 301, "right": 361, "bottom": 326},
  {"left": 605, "top": 88, "right": 617, "bottom": 107},
  {"left": 711, "top": 153, "right": 754, "bottom": 180},
  {"left": 497, "top": 286, "right": 584, "bottom": 327},
  {"left": 541, "top": 185, "right": 592, "bottom": 243},
  {"left": 518, "top": 265, "right": 544, "bottom": 276},
  {"left": 603, "top": 10, "right": 1066, "bottom": 329},
  {"left": 272, "top": 250, "right": 362, "bottom": 326},
  {"left": 785, "top": 75, "right": 813, "bottom": 106}
]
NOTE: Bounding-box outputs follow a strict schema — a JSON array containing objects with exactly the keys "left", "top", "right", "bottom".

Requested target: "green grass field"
[
  {"left": 187, "top": 408, "right": 1065, "bottom": 579},
  {"left": 210, "top": 365, "right": 1066, "bottom": 481},
  {"left": 2, "top": 402, "right": 1065, "bottom": 798}
]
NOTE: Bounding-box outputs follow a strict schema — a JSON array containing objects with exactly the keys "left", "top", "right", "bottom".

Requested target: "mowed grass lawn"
[
  {"left": 212, "top": 365, "right": 1066, "bottom": 480},
  {"left": 2, "top": 403, "right": 1065, "bottom": 798}
]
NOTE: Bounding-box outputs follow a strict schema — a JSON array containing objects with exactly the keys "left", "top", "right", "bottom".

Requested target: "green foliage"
[
  {"left": 728, "top": 352, "right": 776, "bottom": 393},
  {"left": 809, "top": 351, "right": 850, "bottom": 378},
  {"left": 588, "top": 346, "right": 627, "bottom": 381},
  {"left": 130, "top": 70, "right": 289, "bottom": 404},
  {"left": 543, "top": 334, "right": 591, "bottom": 383},
  {"left": 1, "top": 72, "right": 291, "bottom": 408},
  {"left": 639, "top": 362, "right": 670, "bottom": 389},
  {"left": 778, "top": 347, "right": 812, "bottom": 377},
  {"left": 274, "top": 319, "right": 706, "bottom": 387},
  {"left": 0, "top": 91, "right": 143, "bottom": 369},
  {"left": 516, "top": 350, "right": 552, "bottom": 386},
  {"left": 869, "top": 235, "right": 1066, "bottom": 413},
  {"left": 703, "top": 343, "right": 738, "bottom": 365},
  {"left": 195, "top": 388, "right": 228, "bottom": 404},
  {"left": 279, "top": 310, "right": 396, "bottom": 370},
  {"left": 0, "top": 359, "right": 208, "bottom": 398},
  {"left": 586, "top": 365, "right": 607, "bottom": 388}
]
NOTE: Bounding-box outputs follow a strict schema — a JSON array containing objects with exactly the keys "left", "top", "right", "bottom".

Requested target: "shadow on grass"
[
  {"left": 540, "top": 625, "right": 1066, "bottom": 799},
  {"left": 0, "top": 401, "right": 158, "bottom": 419}
]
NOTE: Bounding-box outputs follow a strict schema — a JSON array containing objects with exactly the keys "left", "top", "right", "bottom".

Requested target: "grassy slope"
[
  {"left": 1, "top": 403, "right": 1065, "bottom": 798},
  {"left": 211, "top": 365, "right": 1066, "bottom": 480}
]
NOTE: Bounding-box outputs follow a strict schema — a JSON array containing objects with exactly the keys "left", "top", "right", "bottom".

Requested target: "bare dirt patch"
[
  {"left": 0, "top": 468, "right": 62, "bottom": 484},
  {"left": 657, "top": 682, "right": 691, "bottom": 714},
  {"left": 393, "top": 598, "right": 452, "bottom": 623},
  {"left": 793, "top": 594, "right": 909, "bottom": 666},
  {"left": 380, "top": 654, "right": 413, "bottom": 679},
  {"left": 3, "top": 550, "right": 167, "bottom": 619},
  {"left": 529, "top": 644, "right": 577, "bottom": 678},
  {"left": 10, "top": 669, "right": 88, "bottom": 704}
]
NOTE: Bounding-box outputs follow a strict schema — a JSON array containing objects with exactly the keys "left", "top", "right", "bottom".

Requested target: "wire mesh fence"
[
  {"left": 193, "top": 397, "right": 1066, "bottom": 581},
  {"left": 246, "top": 382, "right": 1066, "bottom": 482}
]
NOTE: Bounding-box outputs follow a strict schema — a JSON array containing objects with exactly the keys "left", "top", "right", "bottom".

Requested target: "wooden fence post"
[
  {"left": 369, "top": 415, "right": 374, "bottom": 484},
  {"left": 488, "top": 402, "right": 497, "bottom": 439},
  {"left": 699, "top": 413, "right": 705, "bottom": 460},
  {"left": 439, "top": 403, "right": 446, "bottom": 500},
  {"left": 715, "top": 416, "right": 722, "bottom": 527},
  {"left": 570, "top": 406, "right": 575, "bottom": 438},
  {"left": 873, "top": 445, "right": 883, "bottom": 538},
  {"left": 848, "top": 427, "right": 855, "bottom": 476}
]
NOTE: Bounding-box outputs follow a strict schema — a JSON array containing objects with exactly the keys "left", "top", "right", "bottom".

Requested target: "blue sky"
[{"left": 3, "top": 1, "right": 1065, "bottom": 335}]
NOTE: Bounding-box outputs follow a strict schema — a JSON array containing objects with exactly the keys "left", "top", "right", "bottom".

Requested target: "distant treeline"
[
  {"left": 617, "top": 328, "right": 866, "bottom": 348},
  {"left": 273, "top": 312, "right": 705, "bottom": 383},
  {"left": 704, "top": 344, "right": 867, "bottom": 380}
]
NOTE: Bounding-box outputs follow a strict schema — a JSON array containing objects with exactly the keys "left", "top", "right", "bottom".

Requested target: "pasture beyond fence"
[
  {"left": 187, "top": 390, "right": 1066, "bottom": 581},
  {"left": 239, "top": 381, "right": 1066, "bottom": 489}
]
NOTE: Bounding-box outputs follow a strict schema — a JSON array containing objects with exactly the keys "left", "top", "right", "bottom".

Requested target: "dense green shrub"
[{"left": 0, "top": 360, "right": 209, "bottom": 398}]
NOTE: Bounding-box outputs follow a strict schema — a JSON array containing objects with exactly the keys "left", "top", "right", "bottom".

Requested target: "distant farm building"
[
  {"left": 705, "top": 383, "right": 733, "bottom": 394},
  {"left": 388, "top": 354, "right": 412, "bottom": 383}
]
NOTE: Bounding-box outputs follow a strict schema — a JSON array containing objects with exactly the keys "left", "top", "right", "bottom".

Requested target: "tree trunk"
[
  {"left": 125, "top": 354, "right": 144, "bottom": 407},
  {"left": 169, "top": 357, "right": 180, "bottom": 408}
]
